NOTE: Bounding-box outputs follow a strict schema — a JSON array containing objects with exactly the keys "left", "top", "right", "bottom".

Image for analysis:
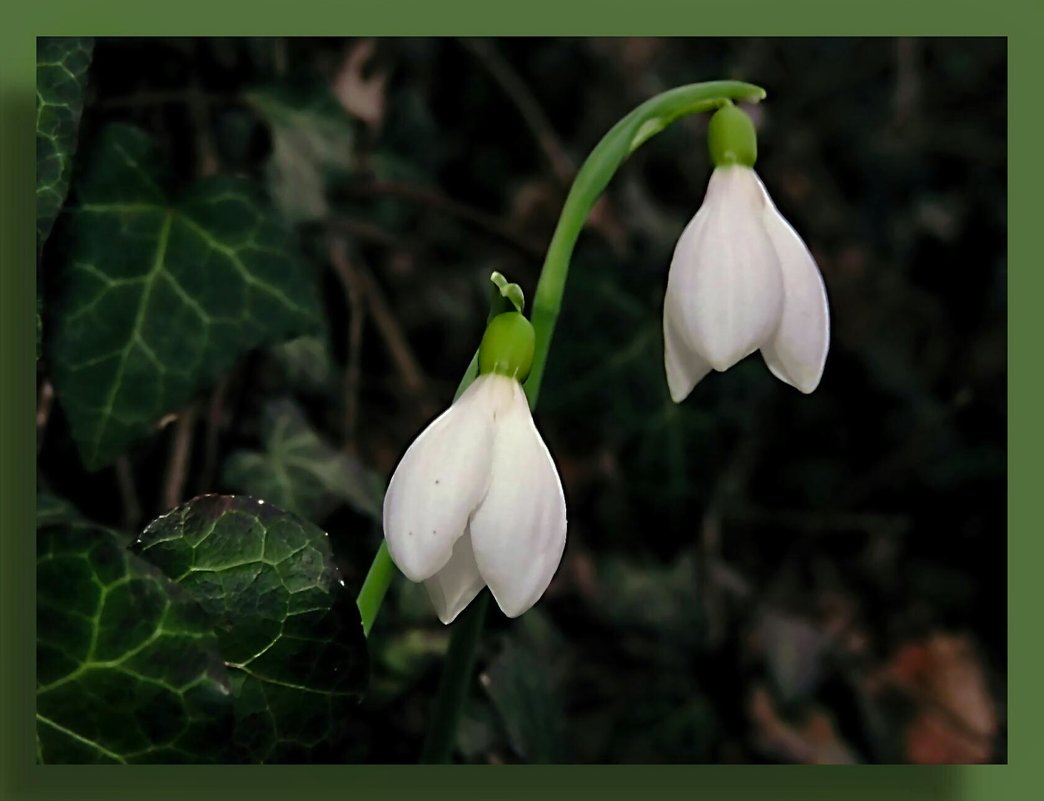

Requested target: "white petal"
[
  {"left": 663, "top": 288, "right": 711, "bottom": 403},
  {"left": 382, "top": 374, "right": 511, "bottom": 582},
  {"left": 671, "top": 166, "right": 784, "bottom": 371},
  {"left": 755, "top": 175, "right": 830, "bottom": 393},
  {"left": 423, "top": 530, "right": 486, "bottom": 624},
  {"left": 469, "top": 381, "right": 567, "bottom": 618}
]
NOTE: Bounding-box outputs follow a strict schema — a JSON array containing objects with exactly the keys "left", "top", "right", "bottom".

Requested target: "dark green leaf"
[
  {"left": 269, "top": 335, "right": 337, "bottom": 396},
  {"left": 36, "top": 37, "right": 93, "bottom": 256},
  {"left": 37, "top": 492, "right": 84, "bottom": 528},
  {"left": 593, "top": 553, "right": 703, "bottom": 665},
  {"left": 36, "top": 524, "right": 233, "bottom": 763},
  {"left": 223, "top": 399, "right": 384, "bottom": 522},
  {"left": 135, "top": 494, "right": 369, "bottom": 762},
  {"left": 608, "top": 677, "right": 717, "bottom": 763},
  {"left": 49, "top": 124, "right": 321, "bottom": 470},
  {"left": 481, "top": 637, "right": 566, "bottom": 763},
  {"left": 246, "top": 83, "right": 355, "bottom": 223},
  {"left": 456, "top": 697, "right": 502, "bottom": 762}
]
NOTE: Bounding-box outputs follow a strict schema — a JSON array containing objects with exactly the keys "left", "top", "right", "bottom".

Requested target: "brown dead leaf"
[
  {"left": 587, "top": 38, "right": 666, "bottom": 74},
  {"left": 748, "top": 684, "right": 861, "bottom": 764},
  {"left": 904, "top": 706, "right": 992, "bottom": 764},
  {"left": 334, "top": 39, "right": 387, "bottom": 130},
  {"left": 883, "top": 632, "right": 998, "bottom": 763}
]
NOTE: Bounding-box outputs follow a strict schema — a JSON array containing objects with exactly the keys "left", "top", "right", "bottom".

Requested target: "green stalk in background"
[{"left": 356, "top": 79, "right": 766, "bottom": 760}]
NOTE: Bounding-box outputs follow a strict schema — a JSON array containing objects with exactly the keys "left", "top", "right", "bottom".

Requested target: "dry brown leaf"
[
  {"left": 883, "top": 632, "right": 998, "bottom": 763},
  {"left": 748, "top": 685, "right": 861, "bottom": 764},
  {"left": 333, "top": 38, "right": 387, "bottom": 130},
  {"left": 904, "top": 706, "right": 992, "bottom": 764}
]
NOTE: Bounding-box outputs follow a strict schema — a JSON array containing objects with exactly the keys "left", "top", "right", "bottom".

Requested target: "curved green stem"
[{"left": 524, "top": 80, "right": 765, "bottom": 406}]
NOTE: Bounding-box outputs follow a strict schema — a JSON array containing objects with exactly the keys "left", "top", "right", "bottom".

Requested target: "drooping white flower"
[
  {"left": 382, "top": 314, "right": 567, "bottom": 624},
  {"left": 664, "top": 104, "right": 830, "bottom": 402}
]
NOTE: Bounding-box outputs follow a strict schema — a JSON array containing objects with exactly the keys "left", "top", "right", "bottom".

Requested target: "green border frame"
[{"left": 3, "top": 3, "right": 1034, "bottom": 799}]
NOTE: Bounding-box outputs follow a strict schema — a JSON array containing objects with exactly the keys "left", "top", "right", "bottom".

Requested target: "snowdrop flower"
[
  {"left": 383, "top": 312, "right": 567, "bottom": 624},
  {"left": 664, "top": 103, "right": 830, "bottom": 402}
]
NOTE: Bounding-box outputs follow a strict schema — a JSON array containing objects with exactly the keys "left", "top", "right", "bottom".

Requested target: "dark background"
[{"left": 37, "top": 37, "right": 1006, "bottom": 763}]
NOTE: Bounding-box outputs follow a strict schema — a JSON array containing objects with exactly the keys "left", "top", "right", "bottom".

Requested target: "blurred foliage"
[
  {"left": 246, "top": 82, "right": 356, "bottom": 224},
  {"left": 223, "top": 398, "right": 384, "bottom": 521},
  {"left": 36, "top": 37, "right": 1005, "bottom": 764}
]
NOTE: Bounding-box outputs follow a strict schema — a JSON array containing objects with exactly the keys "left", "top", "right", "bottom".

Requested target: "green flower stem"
[
  {"left": 524, "top": 80, "right": 765, "bottom": 406},
  {"left": 357, "top": 540, "right": 394, "bottom": 637},
  {"left": 355, "top": 79, "right": 766, "bottom": 760},
  {"left": 418, "top": 592, "right": 490, "bottom": 763}
]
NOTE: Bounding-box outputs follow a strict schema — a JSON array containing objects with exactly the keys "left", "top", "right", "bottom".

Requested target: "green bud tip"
[
  {"left": 708, "top": 102, "right": 758, "bottom": 168},
  {"left": 478, "top": 312, "right": 535, "bottom": 381},
  {"left": 490, "top": 271, "right": 525, "bottom": 316}
]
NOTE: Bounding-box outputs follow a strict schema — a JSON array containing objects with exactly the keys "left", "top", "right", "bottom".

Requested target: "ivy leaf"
[
  {"left": 36, "top": 524, "right": 233, "bottom": 763},
  {"left": 134, "top": 494, "right": 369, "bottom": 762},
  {"left": 593, "top": 552, "right": 703, "bottom": 663},
  {"left": 269, "top": 335, "right": 337, "bottom": 396},
  {"left": 36, "top": 37, "right": 93, "bottom": 256},
  {"left": 223, "top": 399, "right": 384, "bottom": 522},
  {"left": 481, "top": 612, "right": 567, "bottom": 763},
  {"left": 37, "top": 492, "right": 85, "bottom": 528},
  {"left": 49, "top": 124, "right": 321, "bottom": 470},
  {"left": 482, "top": 640, "right": 565, "bottom": 763},
  {"left": 246, "top": 82, "right": 355, "bottom": 224}
]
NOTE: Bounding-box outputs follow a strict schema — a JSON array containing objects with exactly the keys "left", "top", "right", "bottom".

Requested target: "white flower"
[
  {"left": 382, "top": 372, "right": 567, "bottom": 624},
  {"left": 663, "top": 164, "right": 830, "bottom": 401}
]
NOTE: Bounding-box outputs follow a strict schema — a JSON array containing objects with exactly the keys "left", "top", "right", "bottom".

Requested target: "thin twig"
[
  {"left": 161, "top": 404, "right": 199, "bottom": 511},
  {"left": 328, "top": 234, "right": 368, "bottom": 450},
  {"left": 197, "top": 374, "right": 230, "bottom": 494},
  {"left": 838, "top": 399, "right": 960, "bottom": 508},
  {"left": 36, "top": 379, "right": 54, "bottom": 454},
  {"left": 94, "top": 90, "right": 239, "bottom": 110},
  {"left": 186, "top": 81, "right": 219, "bottom": 177},
  {"left": 458, "top": 38, "right": 575, "bottom": 188},
  {"left": 327, "top": 218, "right": 402, "bottom": 251},
  {"left": 893, "top": 38, "right": 922, "bottom": 131},
  {"left": 327, "top": 238, "right": 438, "bottom": 422},
  {"left": 344, "top": 297, "right": 366, "bottom": 449},
  {"left": 727, "top": 508, "right": 910, "bottom": 538},
  {"left": 340, "top": 182, "right": 543, "bottom": 259},
  {"left": 159, "top": 55, "right": 216, "bottom": 507},
  {"left": 273, "top": 38, "right": 289, "bottom": 77},
  {"left": 114, "top": 456, "right": 143, "bottom": 532}
]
